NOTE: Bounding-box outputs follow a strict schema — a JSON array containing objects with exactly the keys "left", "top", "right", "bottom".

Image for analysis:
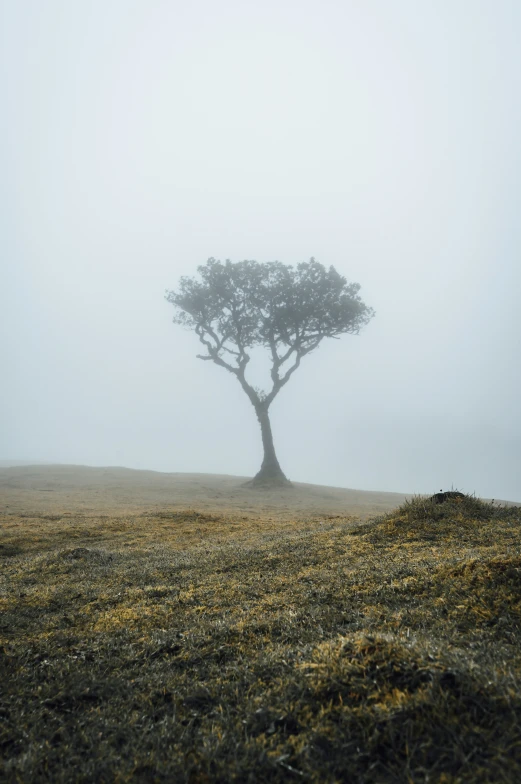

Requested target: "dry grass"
[
  {"left": 0, "top": 464, "right": 410, "bottom": 519},
  {"left": 1, "top": 494, "right": 521, "bottom": 782}
]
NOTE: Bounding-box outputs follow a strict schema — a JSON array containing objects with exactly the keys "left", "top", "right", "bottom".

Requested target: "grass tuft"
[{"left": 393, "top": 492, "right": 520, "bottom": 523}]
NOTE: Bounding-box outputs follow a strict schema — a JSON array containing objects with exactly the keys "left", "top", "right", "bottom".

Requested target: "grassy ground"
[{"left": 1, "top": 496, "right": 520, "bottom": 782}]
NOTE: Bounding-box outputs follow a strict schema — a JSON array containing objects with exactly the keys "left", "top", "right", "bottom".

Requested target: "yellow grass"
[{"left": 1, "top": 472, "right": 520, "bottom": 782}]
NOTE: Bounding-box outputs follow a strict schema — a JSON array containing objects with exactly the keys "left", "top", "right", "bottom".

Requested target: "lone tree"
[{"left": 166, "top": 258, "right": 374, "bottom": 486}]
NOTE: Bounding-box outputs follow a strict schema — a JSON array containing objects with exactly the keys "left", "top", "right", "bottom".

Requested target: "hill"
[{"left": 0, "top": 463, "right": 411, "bottom": 518}]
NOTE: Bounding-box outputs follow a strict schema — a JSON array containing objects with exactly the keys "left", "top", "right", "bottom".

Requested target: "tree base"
[{"left": 243, "top": 467, "right": 293, "bottom": 489}]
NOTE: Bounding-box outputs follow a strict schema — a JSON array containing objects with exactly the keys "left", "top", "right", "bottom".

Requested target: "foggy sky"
[{"left": 2, "top": 0, "right": 520, "bottom": 500}]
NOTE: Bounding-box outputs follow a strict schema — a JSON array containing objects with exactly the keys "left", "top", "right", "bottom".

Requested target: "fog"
[{"left": 2, "top": 1, "right": 520, "bottom": 500}]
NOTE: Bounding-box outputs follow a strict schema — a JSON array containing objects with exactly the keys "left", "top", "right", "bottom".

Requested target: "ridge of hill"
[{"left": 0, "top": 463, "right": 410, "bottom": 518}]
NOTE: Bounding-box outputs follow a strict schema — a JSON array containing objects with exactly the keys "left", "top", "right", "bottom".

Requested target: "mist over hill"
[
  {"left": 1, "top": 463, "right": 518, "bottom": 520},
  {"left": 0, "top": 463, "right": 412, "bottom": 518}
]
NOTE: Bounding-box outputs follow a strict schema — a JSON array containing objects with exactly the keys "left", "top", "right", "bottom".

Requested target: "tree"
[{"left": 166, "top": 258, "right": 374, "bottom": 486}]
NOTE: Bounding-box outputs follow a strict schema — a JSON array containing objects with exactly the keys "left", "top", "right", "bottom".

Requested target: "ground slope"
[
  {"left": 0, "top": 464, "right": 410, "bottom": 518},
  {"left": 1, "top": 495, "right": 520, "bottom": 782}
]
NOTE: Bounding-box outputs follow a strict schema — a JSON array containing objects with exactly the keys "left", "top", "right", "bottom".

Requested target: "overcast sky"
[{"left": 2, "top": 0, "right": 520, "bottom": 500}]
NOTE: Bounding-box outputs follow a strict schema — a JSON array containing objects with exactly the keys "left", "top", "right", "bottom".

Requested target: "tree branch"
[
  {"left": 264, "top": 337, "right": 323, "bottom": 408},
  {"left": 167, "top": 257, "right": 375, "bottom": 421},
  {"left": 195, "top": 321, "right": 260, "bottom": 407}
]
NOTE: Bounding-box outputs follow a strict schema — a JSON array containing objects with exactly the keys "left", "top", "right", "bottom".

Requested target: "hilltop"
[{"left": 0, "top": 463, "right": 410, "bottom": 518}]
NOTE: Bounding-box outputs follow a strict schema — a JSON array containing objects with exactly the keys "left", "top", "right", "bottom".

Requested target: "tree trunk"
[{"left": 251, "top": 406, "right": 291, "bottom": 487}]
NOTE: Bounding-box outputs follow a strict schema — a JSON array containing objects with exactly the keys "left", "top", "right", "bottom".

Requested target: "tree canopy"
[{"left": 166, "top": 258, "right": 374, "bottom": 485}]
